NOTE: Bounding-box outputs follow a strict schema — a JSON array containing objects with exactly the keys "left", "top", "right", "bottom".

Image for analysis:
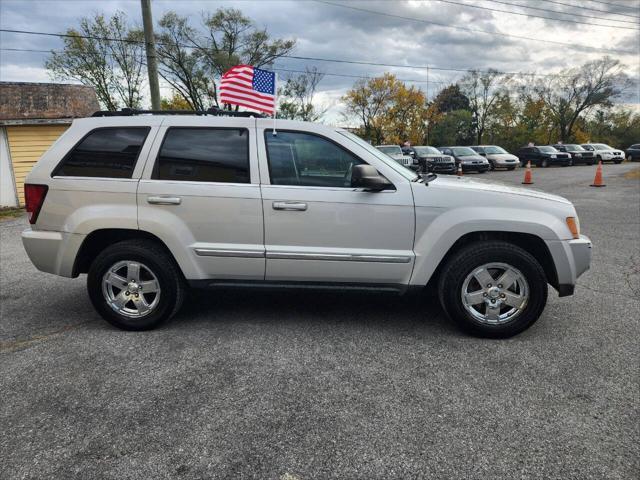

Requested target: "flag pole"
[{"left": 273, "top": 72, "right": 278, "bottom": 136}]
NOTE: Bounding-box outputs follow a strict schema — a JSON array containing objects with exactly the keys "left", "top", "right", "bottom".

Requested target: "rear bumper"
[
  {"left": 22, "top": 228, "right": 85, "bottom": 278},
  {"left": 546, "top": 234, "right": 592, "bottom": 297}
]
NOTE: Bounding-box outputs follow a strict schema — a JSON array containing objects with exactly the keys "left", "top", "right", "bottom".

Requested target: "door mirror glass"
[{"left": 351, "top": 164, "right": 392, "bottom": 191}]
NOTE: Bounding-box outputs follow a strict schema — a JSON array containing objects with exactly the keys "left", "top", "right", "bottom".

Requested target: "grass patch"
[
  {"left": 0, "top": 207, "right": 24, "bottom": 220},
  {"left": 624, "top": 168, "right": 640, "bottom": 180}
]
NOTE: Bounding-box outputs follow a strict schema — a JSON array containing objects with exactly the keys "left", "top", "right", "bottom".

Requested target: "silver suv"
[{"left": 22, "top": 110, "right": 592, "bottom": 337}]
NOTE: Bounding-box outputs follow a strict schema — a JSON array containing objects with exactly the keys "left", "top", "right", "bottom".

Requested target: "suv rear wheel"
[
  {"left": 438, "top": 241, "right": 548, "bottom": 338},
  {"left": 87, "top": 239, "right": 185, "bottom": 330}
]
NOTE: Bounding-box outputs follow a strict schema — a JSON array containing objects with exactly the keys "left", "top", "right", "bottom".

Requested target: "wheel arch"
[
  {"left": 423, "top": 231, "right": 559, "bottom": 292},
  {"left": 73, "top": 228, "right": 186, "bottom": 278}
]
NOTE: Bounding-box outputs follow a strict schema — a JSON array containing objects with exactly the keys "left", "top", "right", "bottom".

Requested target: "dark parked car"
[
  {"left": 516, "top": 146, "right": 571, "bottom": 168},
  {"left": 407, "top": 146, "right": 456, "bottom": 174},
  {"left": 551, "top": 144, "right": 595, "bottom": 166},
  {"left": 438, "top": 146, "right": 490, "bottom": 173},
  {"left": 625, "top": 144, "right": 640, "bottom": 161},
  {"left": 581, "top": 143, "right": 624, "bottom": 164}
]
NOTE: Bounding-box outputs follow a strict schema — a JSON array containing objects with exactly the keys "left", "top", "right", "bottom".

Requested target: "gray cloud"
[{"left": 1, "top": 0, "right": 638, "bottom": 111}]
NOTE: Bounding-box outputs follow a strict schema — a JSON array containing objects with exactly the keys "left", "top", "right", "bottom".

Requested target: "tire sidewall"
[
  {"left": 440, "top": 243, "right": 548, "bottom": 338},
  {"left": 88, "top": 243, "right": 179, "bottom": 331}
]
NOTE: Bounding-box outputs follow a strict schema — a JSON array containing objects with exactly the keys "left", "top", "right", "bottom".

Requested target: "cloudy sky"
[{"left": 1, "top": 0, "right": 638, "bottom": 122}]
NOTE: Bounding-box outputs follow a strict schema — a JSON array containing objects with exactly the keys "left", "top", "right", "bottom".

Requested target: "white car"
[
  {"left": 470, "top": 145, "right": 520, "bottom": 170},
  {"left": 375, "top": 145, "right": 415, "bottom": 170},
  {"left": 581, "top": 143, "right": 624, "bottom": 164},
  {"left": 21, "top": 109, "right": 592, "bottom": 337}
]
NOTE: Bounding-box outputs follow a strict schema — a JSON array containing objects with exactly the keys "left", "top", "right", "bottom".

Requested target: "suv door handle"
[
  {"left": 272, "top": 201, "right": 308, "bottom": 211},
  {"left": 147, "top": 196, "right": 182, "bottom": 205}
]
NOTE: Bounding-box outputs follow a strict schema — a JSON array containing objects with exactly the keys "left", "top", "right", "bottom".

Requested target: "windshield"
[
  {"left": 451, "top": 147, "right": 477, "bottom": 156},
  {"left": 538, "top": 146, "right": 558, "bottom": 153},
  {"left": 376, "top": 145, "right": 402, "bottom": 155},
  {"left": 594, "top": 143, "right": 612, "bottom": 150},
  {"left": 413, "top": 146, "right": 441, "bottom": 155},
  {"left": 338, "top": 131, "right": 417, "bottom": 181},
  {"left": 484, "top": 146, "right": 508, "bottom": 154},
  {"left": 563, "top": 144, "right": 584, "bottom": 150}
]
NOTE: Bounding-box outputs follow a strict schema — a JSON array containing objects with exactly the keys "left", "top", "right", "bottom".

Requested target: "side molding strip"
[
  {"left": 265, "top": 252, "right": 412, "bottom": 263},
  {"left": 194, "top": 248, "right": 265, "bottom": 258}
]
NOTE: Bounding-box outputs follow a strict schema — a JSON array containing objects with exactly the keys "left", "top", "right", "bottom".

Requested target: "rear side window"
[
  {"left": 55, "top": 127, "right": 150, "bottom": 178},
  {"left": 153, "top": 128, "right": 249, "bottom": 183}
]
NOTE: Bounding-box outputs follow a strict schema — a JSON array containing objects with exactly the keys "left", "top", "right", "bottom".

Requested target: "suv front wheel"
[
  {"left": 438, "top": 241, "right": 548, "bottom": 338},
  {"left": 87, "top": 239, "right": 185, "bottom": 330}
]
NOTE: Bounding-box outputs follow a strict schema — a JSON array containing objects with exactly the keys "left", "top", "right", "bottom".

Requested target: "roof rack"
[{"left": 91, "top": 107, "right": 266, "bottom": 118}]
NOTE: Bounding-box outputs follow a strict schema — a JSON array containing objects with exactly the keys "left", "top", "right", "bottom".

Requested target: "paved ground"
[{"left": 1, "top": 163, "right": 639, "bottom": 479}]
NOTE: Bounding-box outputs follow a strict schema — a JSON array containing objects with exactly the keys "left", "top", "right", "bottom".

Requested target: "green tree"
[
  {"left": 46, "top": 11, "right": 145, "bottom": 110},
  {"left": 430, "top": 109, "right": 474, "bottom": 146}
]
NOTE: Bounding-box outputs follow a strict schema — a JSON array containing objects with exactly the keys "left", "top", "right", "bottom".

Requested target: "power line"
[
  {"left": 434, "top": 0, "right": 639, "bottom": 29},
  {"left": 312, "top": 1, "right": 637, "bottom": 54},
  {"left": 482, "top": 0, "right": 640, "bottom": 24},
  {"left": 0, "top": 31, "right": 589, "bottom": 79},
  {"left": 586, "top": 0, "right": 640, "bottom": 13},
  {"left": 536, "top": 0, "right": 640, "bottom": 18},
  {"left": 0, "top": 48, "right": 454, "bottom": 85}
]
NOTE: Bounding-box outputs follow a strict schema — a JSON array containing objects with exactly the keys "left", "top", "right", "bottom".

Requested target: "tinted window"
[
  {"left": 538, "top": 146, "right": 557, "bottom": 153},
  {"left": 154, "top": 128, "right": 249, "bottom": 183},
  {"left": 265, "top": 131, "right": 363, "bottom": 187},
  {"left": 56, "top": 127, "right": 149, "bottom": 178}
]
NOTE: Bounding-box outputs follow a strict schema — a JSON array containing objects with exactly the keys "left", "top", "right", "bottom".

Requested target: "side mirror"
[
  {"left": 479, "top": 152, "right": 487, "bottom": 156},
  {"left": 351, "top": 164, "right": 392, "bottom": 191}
]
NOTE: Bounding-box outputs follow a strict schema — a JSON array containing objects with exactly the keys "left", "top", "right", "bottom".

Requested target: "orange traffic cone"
[
  {"left": 456, "top": 163, "right": 463, "bottom": 176},
  {"left": 521, "top": 161, "right": 534, "bottom": 185},
  {"left": 590, "top": 160, "right": 606, "bottom": 187}
]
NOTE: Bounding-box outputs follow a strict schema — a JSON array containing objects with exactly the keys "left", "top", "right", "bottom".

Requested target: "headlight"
[
  {"left": 575, "top": 153, "right": 581, "bottom": 157},
  {"left": 566, "top": 217, "right": 580, "bottom": 239},
  {"left": 551, "top": 154, "right": 557, "bottom": 158}
]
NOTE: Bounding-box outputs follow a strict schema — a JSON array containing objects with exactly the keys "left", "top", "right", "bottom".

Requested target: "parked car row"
[{"left": 375, "top": 142, "right": 634, "bottom": 174}]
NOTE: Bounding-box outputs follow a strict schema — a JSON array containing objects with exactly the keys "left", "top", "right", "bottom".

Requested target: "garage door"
[{"left": 6, "top": 124, "right": 68, "bottom": 206}]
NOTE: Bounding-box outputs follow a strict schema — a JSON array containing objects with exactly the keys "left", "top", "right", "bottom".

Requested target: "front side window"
[
  {"left": 154, "top": 128, "right": 249, "bottom": 183},
  {"left": 265, "top": 131, "right": 363, "bottom": 187},
  {"left": 55, "top": 127, "right": 149, "bottom": 178}
]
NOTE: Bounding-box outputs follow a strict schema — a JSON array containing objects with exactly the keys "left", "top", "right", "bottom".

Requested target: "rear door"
[
  {"left": 257, "top": 122, "right": 415, "bottom": 286},
  {"left": 138, "top": 116, "right": 265, "bottom": 281}
]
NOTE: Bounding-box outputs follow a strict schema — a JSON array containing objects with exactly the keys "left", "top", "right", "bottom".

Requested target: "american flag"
[{"left": 219, "top": 65, "right": 276, "bottom": 115}]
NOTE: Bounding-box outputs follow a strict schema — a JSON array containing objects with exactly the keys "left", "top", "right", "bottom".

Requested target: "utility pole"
[{"left": 141, "top": 0, "right": 161, "bottom": 110}]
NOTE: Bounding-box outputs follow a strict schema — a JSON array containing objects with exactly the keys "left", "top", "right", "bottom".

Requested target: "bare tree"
[
  {"left": 533, "top": 56, "right": 630, "bottom": 142},
  {"left": 460, "top": 69, "right": 512, "bottom": 144},
  {"left": 46, "top": 12, "right": 145, "bottom": 111},
  {"left": 155, "top": 12, "right": 215, "bottom": 111},
  {"left": 278, "top": 67, "right": 327, "bottom": 121},
  {"left": 155, "top": 8, "right": 295, "bottom": 110}
]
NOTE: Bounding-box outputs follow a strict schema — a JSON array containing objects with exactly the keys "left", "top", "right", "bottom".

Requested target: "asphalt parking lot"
[{"left": 1, "top": 163, "right": 639, "bottom": 479}]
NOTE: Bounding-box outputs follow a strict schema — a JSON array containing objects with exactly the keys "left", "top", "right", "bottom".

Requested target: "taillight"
[{"left": 24, "top": 184, "right": 48, "bottom": 225}]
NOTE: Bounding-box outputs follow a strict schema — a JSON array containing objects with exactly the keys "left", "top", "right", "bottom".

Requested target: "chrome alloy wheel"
[
  {"left": 102, "top": 260, "right": 161, "bottom": 318},
  {"left": 461, "top": 262, "right": 529, "bottom": 324}
]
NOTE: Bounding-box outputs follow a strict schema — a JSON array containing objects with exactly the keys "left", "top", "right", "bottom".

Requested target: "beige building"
[{"left": 0, "top": 82, "right": 99, "bottom": 206}]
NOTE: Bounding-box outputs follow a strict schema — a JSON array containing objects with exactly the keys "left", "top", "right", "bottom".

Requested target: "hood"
[
  {"left": 458, "top": 155, "right": 487, "bottom": 162},
  {"left": 429, "top": 175, "right": 572, "bottom": 205},
  {"left": 488, "top": 153, "right": 518, "bottom": 160}
]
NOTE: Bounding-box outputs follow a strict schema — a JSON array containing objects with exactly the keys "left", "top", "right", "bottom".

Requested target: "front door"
[{"left": 257, "top": 127, "right": 415, "bottom": 286}]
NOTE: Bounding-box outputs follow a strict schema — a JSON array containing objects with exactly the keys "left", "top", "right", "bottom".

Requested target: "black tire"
[
  {"left": 87, "top": 239, "right": 186, "bottom": 331},
  {"left": 438, "top": 241, "right": 548, "bottom": 338},
  {"left": 596, "top": 154, "right": 602, "bottom": 163},
  {"left": 541, "top": 158, "right": 549, "bottom": 168},
  {"left": 489, "top": 160, "right": 495, "bottom": 171},
  {"left": 614, "top": 159, "right": 622, "bottom": 164},
  {"left": 507, "top": 167, "right": 516, "bottom": 171}
]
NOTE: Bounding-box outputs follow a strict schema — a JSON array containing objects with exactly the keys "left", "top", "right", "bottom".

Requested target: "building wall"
[
  {"left": 0, "top": 127, "right": 18, "bottom": 207},
  {"left": 5, "top": 124, "right": 69, "bottom": 206}
]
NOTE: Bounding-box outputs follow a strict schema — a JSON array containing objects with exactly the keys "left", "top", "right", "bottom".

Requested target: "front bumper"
[
  {"left": 461, "top": 163, "right": 490, "bottom": 172},
  {"left": 22, "top": 228, "right": 86, "bottom": 278},
  {"left": 494, "top": 159, "right": 519, "bottom": 167},
  {"left": 546, "top": 234, "right": 592, "bottom": 297}
]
